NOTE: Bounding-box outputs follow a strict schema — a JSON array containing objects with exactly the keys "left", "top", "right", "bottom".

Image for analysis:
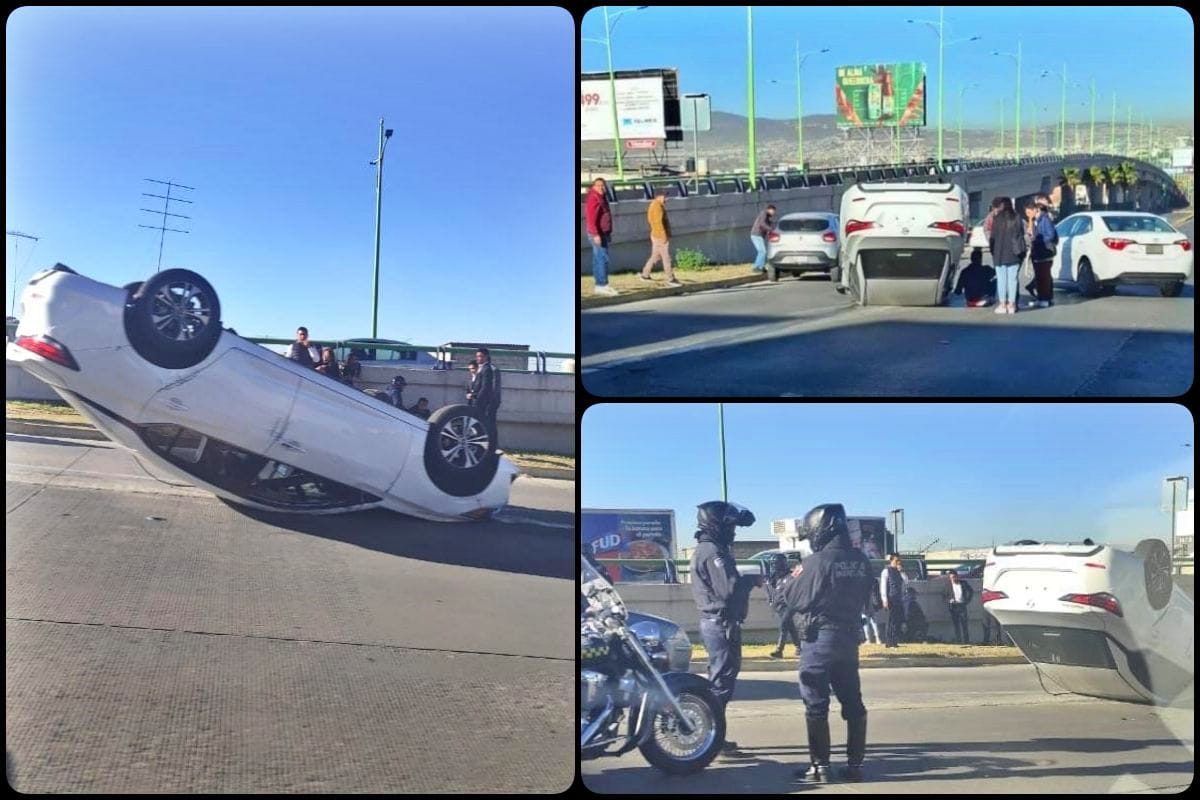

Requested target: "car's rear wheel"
[
  {"left": 424, "top": 404, "right": 499, "bottom": 497},
  {"left": 1159, "top": 280, "right": 1184, "bottom": 298},
  {"left": 1076, "top": 258, "right": 1102, "bottom": 298},
  {"left": 1134, "top": 538, "right": 1173, "bottom": 611},
  {"left": 124, "top": 269, "right": 222, "bottom": 369}
]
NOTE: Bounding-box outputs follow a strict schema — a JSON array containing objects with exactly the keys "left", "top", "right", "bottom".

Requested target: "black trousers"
[
  {"left": 775, "top": 610, "right": 802, "bottom": 651},
  {"left": 885, "top": 602, "right": 905, "bottom": 646},
  {"left": 949, "top": 604, "right": 970, "bottom": 643}
]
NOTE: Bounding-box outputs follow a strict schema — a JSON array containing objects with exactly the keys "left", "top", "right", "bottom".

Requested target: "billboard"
[
  {"left": 581, "top": 75, "right": 666, "bottom": 141},
  {"left": 847, "top": 517, "right": 891, "bottom": 560},
  {"left": 582, "top": 508, "right": 676, "bottom": 583},
  {"left": 835, "top": 63, "right": 927, "bottom": 129}
]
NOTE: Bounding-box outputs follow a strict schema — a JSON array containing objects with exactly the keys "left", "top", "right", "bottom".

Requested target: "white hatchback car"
[
  {"left": 8, "top": 265, "right": 517, "bottom": 521},
  {"left": 1052, "top": 211, "right": 1193, "bottom": 297},
  {"left": 765, "top": 212, "right": 839, "bottom": 282},
  {"left": 836, "top": 182, "right": 969, "bottom": 306},
  {"left": 983, "top": 538, "right": 1193, "bottom": 707}
]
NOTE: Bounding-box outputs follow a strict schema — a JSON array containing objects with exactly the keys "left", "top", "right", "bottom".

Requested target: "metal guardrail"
[{"left": 242, "top": 337, "right": 573, "bottom": 374}]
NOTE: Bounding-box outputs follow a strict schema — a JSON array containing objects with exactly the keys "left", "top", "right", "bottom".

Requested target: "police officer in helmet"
[
  {"left": 689, "top": 500, "right": 759, "bottom": 754},
  {"left": 782, "top": 503, "right": 873, "bottom": 782}
]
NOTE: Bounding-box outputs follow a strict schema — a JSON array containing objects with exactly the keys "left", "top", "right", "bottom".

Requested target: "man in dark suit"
[{"left": 942, "top": 571, "right": 976, "bottom": 644}]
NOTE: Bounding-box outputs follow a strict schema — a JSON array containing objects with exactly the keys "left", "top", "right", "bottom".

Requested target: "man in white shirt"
[{"left": 879, "top": 554, "right": 907, "bottom": 648}]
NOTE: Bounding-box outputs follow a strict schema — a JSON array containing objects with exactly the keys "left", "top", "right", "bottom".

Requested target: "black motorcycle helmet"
[
  {"left": 696, "top": 500, "right": 756, "bottom": 537},
  {"left": 769, "top": 552, "right": 788, "bottom": 573},
  {"left": 802, "top": 503, "right": 850, "bottom": 552}
]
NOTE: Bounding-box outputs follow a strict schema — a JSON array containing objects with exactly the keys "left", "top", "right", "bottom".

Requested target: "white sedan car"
[
  {"left": 983, "top": 539, "right": 1193, "bottom": 707},
  {"left": 8, "top": 265, "right": 517, "bottom": 521},
  {"left": 1052, "top": 211, "right": 1193, "bottom": 297}
]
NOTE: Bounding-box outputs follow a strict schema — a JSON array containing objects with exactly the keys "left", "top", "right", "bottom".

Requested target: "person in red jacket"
[{"left": 585, "top": 178, "right": 618, "bottom": 296}]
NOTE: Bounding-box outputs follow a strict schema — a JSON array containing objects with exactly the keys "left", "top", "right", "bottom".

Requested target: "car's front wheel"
[
  {"left": 1134, "top": 538, "right": 1173, "bottom": 611},
  {"left": 424, "top": 404, "right": 500, "bottom": 497},
  {"left": 124, "top": 269, "right": 222, "bottom": 369}
]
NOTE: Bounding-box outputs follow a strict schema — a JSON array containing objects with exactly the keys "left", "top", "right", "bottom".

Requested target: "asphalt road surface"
[
  {"left": 582, "top": 665, "right": 1194, "bottom": 794},
  {"left": 5, "top": 434, "right": 574, "bottom": 792},
  {"left": 582, "top": 216, "right": 1194, "bottom": 397}
]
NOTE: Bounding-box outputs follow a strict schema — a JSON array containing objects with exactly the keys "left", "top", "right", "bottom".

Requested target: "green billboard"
[{"left": 835, "top": 63, "right": 927, "bottom": 129}]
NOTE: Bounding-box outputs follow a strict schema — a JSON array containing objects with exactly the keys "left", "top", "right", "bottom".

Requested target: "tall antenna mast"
[
  {"left": 6, "top": 230, "right": 39, "bottom": 318},
  {"left": 138, "top": 178, "right": 194, "bottom": 272}
]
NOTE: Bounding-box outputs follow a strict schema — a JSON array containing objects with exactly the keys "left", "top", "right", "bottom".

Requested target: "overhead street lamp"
[
  {"left": 771, "top": 45, "right": 830, "bottom": 172},
  {"left": 907, "top": 9, "right": 981, "bottom": 169},
  {"left": 889, "top": 508, "right": 905, "bottom": 553},
  {"left": 581, "top": 6, "right": 649, "bottom": 182},
  {"left": 1163, "top": 476, "right": 1190, "bottom": 561},
  {"left": 992, "top": 41, "right": 1023, "bottom": 159},
  {"left": 1110, "top": 91, "right": 1117, "bottom": 154},
  {"left": 369, "top": 118, "right": 393, "bottom": 338}
]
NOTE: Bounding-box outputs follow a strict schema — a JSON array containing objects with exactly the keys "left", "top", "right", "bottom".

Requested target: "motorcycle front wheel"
[{"left": 637, "top": 686, "right": 725, "bottom": 775}]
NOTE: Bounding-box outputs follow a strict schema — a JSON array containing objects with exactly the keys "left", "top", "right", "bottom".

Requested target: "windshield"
[{"left": 581, "top": 555, "right": 626, "bottom": 618}]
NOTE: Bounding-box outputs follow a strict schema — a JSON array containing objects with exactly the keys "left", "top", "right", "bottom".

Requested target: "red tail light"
[
  {"left": 767, "top": 231, "right": 781, "bottom": 243},
  {"left": 1083, "top": 562, "right": 1107, "bottom": 569},
  {"left": 981, "top": 589, "right": 1007, "bottom": 604},
  {"left": 1058, "top": 592, "right": 1122, "bottom": 617},
  {"left": 15, "top": 335, "right": 79, "bottom": 371},
  {"left": 845, "top": 220, "right": 875, "bottom": 235},
  {"left": 1176, "top": 239, "right": 1192, "bottom": 252},
  {"left": 1102, "top": 237, "right": 1134, "bottom": 251},
  {"left": 930, "top": 221, "right": 966, "bottom": 236},
  {"left": 822, "top": 231, "right": 837, "bottom": 243}
]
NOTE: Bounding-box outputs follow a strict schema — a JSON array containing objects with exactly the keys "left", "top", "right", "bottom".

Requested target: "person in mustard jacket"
[{"left": 639, "top": 189, "right": 681, "bottom": 287}]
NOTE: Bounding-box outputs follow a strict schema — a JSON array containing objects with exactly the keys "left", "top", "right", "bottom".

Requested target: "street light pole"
[
  {"left": 746, "top": 6, "right": 757, "bottom": 184},
  {"left": 1089, "top": 79, "right": 1096, "bottom": 155},
  {"left": 1110, "top": 92, "right": 1117, "bottom": 154},
  {"left": 999, "top": 97, "right": 1005, "bottom": 152},
  {"left": 1059, "top": 63, "right": 1067, "bottom": 155},
  {"left": 718, "top": 403, "right": 728, "bottom": 502},
  {"left": 1015, "top": 40, "right": 1022, "bottom": 159},
  {"left": 937, "top": 6, "right": 945, "bottom": 168},
  {"left": 958, "top": 82, "right": 978, "bottom": 156},
  {"left": 603, "top": 6, "right": 625, "bottom": 181},
  {"left": 370, "top": 118, "right": 392, "bottom": 338},
  {"left": 1127, "top": 105, "right": 1132, "bottom": 155}
]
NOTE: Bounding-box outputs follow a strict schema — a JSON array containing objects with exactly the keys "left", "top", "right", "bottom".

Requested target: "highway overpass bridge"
[{"left": 579, "top": 153, "right": 1188, "bottom": 274}]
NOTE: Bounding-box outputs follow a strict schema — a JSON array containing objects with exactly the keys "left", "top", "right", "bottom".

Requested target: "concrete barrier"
[
  {"left": 6, "top": 361, "right": 577, "bottom": 456},
  {"left": 619, "top": 578, "right": 989, "bottom": 644},
  {"left": 581, "top": 156, "right": 1181, "bottom": 275}
]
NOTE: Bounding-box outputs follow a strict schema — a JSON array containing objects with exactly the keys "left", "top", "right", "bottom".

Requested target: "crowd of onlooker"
[{"left": 282, "top": 326, "right": 503, "bottom": 427}]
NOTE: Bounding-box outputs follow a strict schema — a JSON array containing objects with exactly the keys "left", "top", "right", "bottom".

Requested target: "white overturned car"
[
  {"left": 8, "top": 265, "right": 517, "bottom": 521},
  {"left": 983, "top": 539, "right": 1193, "bottom": 706}
]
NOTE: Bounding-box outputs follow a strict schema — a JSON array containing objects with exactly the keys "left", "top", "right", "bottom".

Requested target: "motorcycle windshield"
[{"left": 581, "top": 555, "right": 627, "bottom": 616}]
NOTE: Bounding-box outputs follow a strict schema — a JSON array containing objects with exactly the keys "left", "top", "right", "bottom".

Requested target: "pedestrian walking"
[
  {"left": 749, "top": 204, "right": 777, "bottom": 273},
  {"left": 764, "top": 554, "right": 802, "bottom": 659},
  {"left": 639, "top": 189, "right": 680, "bottom": 287},
  {"left": 988, "top": 196, "right": 1026, "bottom": 315},
  {"left": 942, "top": 572, "right": 975, "bottom": 644},
  {"left": 586, "top": 178, "right": 617, "bottom": 296}
]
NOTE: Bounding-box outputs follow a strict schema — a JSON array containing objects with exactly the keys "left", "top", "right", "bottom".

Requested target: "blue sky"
[
  {"left": 6, "top": 7, "right": 573, "bottom": 350},
  {"left": 582, "top": 404, "right": 1194, "bottom": 553},
  {"left": 581, "top": 6, "right": 1195, "bottom": 127}
]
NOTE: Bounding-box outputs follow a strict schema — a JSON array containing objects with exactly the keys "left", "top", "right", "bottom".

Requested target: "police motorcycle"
[{"left": 580, "top": 555, "right": 726, "bottom": 774}]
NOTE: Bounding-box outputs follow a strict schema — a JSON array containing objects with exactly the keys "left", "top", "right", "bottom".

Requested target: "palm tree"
[
  {"left": 1062, "top": 168, "right": 1082, "bottom": 212},
  {"left": 1119, "top": 161, "right": 1139, "bottom": 209},
  {"left": 1087, "top": 165, "right": 1107, "bottom": 207}
]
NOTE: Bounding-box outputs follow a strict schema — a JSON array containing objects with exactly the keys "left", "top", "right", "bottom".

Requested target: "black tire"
[
  {"left": 423, "top": 404, "right": 499, "bottom": 497},
  {"left": 123, "top": 269, "right": 221, "bottom": 369},
  {"left": 829, "top": 264, "right": 842, "bottom": 286},
  {"left": 1159, "top": 280, "right": 1184, "bottom": 298},
  {"left": 1134, "top": 538, "right": 1173, "bottom": 611},
  {"left": 766, "top": 264, "right": 779, "bottom": 282},
  {"left": 637, "top": 686, "right": 726, "bottom": 775},
  {"left": 1076, "top": 258, "right": 1102, "bottom": 298}
]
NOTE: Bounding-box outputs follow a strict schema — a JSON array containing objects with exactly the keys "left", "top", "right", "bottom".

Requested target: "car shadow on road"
[
  {"left": 221, "top": 503, "right": 574, "bottom": 581},
  {"left": 583, "top": 316, "right": 1194, "bottom": 397}
]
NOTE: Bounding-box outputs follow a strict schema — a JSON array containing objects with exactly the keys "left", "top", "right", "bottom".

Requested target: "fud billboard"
[
  {"left": 582, "top": 508, "right": 676, "bottom": 583},
  {"left": 835, "top": 63, "right": 927, "bottom": 128},
  {"left": 580, "top": 73, "right": 667, "bottom": 141}
]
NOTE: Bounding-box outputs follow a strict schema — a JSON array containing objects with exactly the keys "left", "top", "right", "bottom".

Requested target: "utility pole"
[
  {"left": 1089, "top": 79, "right": 1096, "bottom": 155},
  {"left": 717, "top": 403, "right": 728, "bottom": 502},
  {"left": 746, "top": 6, "right": 757, "bottom": 185},
  {"left": 369, "top": 118, "right": 393, "bottom": 338},
  {"left": 6, "top": 230, "right": 39, "bottom": 318},
  {"left": 1110, "top": 92, "right": 1117, "bottom": 153},
  {"left": 139, "top": 178, "right": 194, "bottom": 273}
]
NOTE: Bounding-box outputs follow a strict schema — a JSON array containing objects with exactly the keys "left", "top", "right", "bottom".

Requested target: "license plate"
[
  {"left": 786, "top": 255, "right": 816, "bottom": 264},
  {"left": 1145, "top": 244, "right": 1163, "bottom": 254}
]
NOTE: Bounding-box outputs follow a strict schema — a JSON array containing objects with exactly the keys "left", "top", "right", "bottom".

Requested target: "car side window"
[
  {"left": 1056, "top": 217, "right": 1079, "bottom": 237},
  {"left": 1074, "top": 218, "right": 1092, "bottom": 236}
]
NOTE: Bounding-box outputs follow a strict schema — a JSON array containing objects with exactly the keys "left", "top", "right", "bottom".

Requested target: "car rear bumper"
[
  {"left": 1103, "top": 271, "right": 1192, "bottom": 284},
  {"left": 767, "top": 251, "right": 837, "bottom": 270}
]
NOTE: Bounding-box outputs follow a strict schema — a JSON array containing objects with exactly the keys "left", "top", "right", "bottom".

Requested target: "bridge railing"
[{"left": 242, "top": 337, "right": 574, "bottom": 374}]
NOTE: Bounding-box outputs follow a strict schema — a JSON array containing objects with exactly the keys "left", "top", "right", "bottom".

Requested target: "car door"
[
  {"left": 274, "top": 375, "right": 415, "bottom": 496},
  {"left": 1066, "top": 216, "right": 1094, "bottom": 281},
  {"left": 1054, "top": 216, "right": 1081, "bottom": 281},
  {"left": 140, "top": 347, "right": 300, "bottom": 457}
]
